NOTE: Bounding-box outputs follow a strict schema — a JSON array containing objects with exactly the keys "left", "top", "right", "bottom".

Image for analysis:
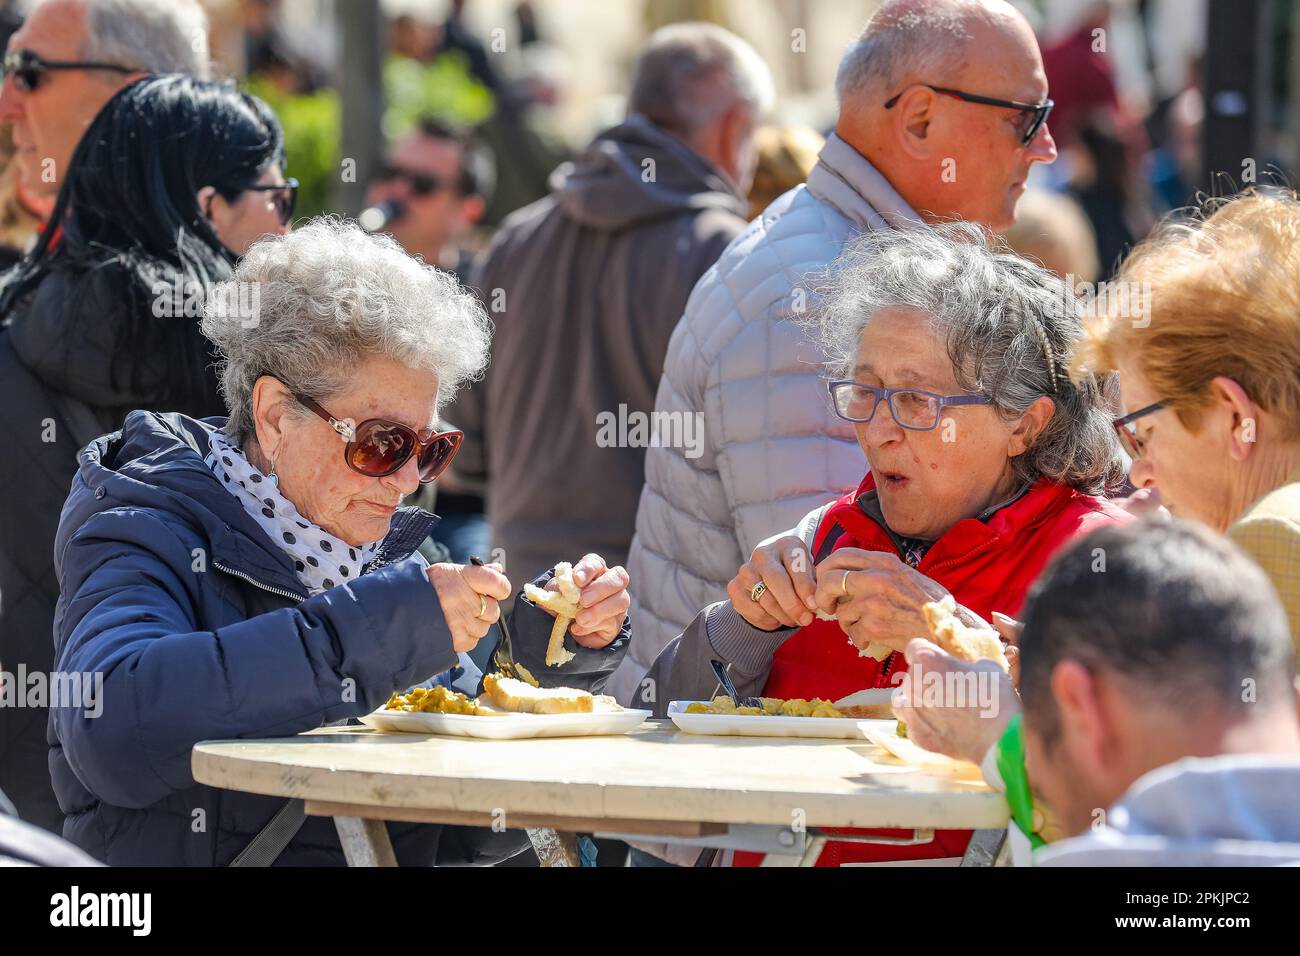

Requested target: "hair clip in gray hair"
[{"left": 1029, "top": 317, "right": 1061, "bottom": 394}]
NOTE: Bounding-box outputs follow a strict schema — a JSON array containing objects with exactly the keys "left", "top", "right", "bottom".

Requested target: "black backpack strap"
[
  {"left": 46, "top": 387, "right": 106, "bottom": 453},
  {"left": 229, "top": 799, "right": 307, "bottom": 867},
  {"left": 812, "top": 516, "right": 900, "bottom": 676},
  {"left": 813, "top": 519, "right": 847, "bottom": 563}
]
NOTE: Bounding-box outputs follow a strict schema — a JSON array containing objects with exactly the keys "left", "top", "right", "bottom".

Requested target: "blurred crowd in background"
[{"left": 1, "top": 0, "right": 1290, "bottom": 279}]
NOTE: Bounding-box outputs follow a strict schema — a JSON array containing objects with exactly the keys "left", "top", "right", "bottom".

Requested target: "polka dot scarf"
[{"left": 205, "top": 430, "right": 380, "bottom": 595}]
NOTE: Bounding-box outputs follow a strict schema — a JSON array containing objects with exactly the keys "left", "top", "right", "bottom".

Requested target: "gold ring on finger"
[
  {"left": 749, "top": 581, "right": 767, "bottom": 603},
  {"left": 477, "top": 594, "right": 488, "bottom": 619},
  {"left": 841, "top": 570, "right": 851, "bottom": 596}
]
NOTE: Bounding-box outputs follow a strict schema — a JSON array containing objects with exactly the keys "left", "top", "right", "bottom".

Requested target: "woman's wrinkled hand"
[
  {"left": 891, "top": 638, "right": 1020, "bottom": 765},
  {"left": 427, "top": 561, "right": 512, "bottom": 653},
  {"left": 546, "top": 553, "right": 629, "bottom": 647},
  {"left": 729, "top": 535, "right": 819, "bottom": 630},
  {"left": 813, "top": 548, "right": 949, "bottom": 655}
]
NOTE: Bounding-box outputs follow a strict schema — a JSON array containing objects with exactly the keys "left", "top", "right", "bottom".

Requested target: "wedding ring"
[
  {"left": 749, "top": 581, "right": 767, "bottom": 603},
  {"left": 477, "top": 594, "right": 488, "bottom": 619},
  {"left": 841, "top": 570, "right": 851, "bottom": 596}
]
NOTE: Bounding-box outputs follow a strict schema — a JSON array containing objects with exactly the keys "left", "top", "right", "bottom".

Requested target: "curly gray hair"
[
  {"left": 201, "top": 217, "right": 491, "bottom": 444},
  {"left": 807, "top": 221, "right": 1125, "bottom": 494}
]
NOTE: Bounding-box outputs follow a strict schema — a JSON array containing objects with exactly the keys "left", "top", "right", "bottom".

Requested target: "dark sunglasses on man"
[
  {"left": 294, "top": 392, "right": 463, "bottom": 484},
  {"left": 884, "top": 83, "right": 1054, "bottom": 147},
  {"left": 377, "top": 163, "right": 452, "bottom": 198},
  {"left": 2, "top": 48, "right": 135, "bottom": 93},
  {"left": 243, "top": 178, "right": 300, "bottom": 226}
]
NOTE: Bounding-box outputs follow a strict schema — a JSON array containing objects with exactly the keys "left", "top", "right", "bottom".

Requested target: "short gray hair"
[
  {"left": 80, "top": 0, "right": 211, "bottom": 78},
  {"left": 201, "top": 218, "right": 492, "bottom": 444},
  {"left": 628, "top": 22, "right": 774, "bottom": 136},
  {"left": 807, "top": 221, "right": 1125, "bottom": 494},
  {"left": 835, "top": 0, "right": 1002, "bottom": 107}
]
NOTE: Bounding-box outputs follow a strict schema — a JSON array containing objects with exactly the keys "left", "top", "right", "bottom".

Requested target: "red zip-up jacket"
[{"left": 734, "top": 473, "right": 1130, "bottom": 866}]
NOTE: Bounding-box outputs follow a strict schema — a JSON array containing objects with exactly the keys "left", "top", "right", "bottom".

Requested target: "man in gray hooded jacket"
[{"left": 445, "top": 23, "right": 771, "bottom": 586}]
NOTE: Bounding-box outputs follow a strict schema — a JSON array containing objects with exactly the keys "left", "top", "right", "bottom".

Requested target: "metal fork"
[
  {"left": 470, "top": 555, "right": 517, "bottom": 679},
  {"left": 709, "top": 659, "right": 763, "bottom": 709}
]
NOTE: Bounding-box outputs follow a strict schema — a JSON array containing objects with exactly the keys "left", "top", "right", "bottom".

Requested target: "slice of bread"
[
  {"left": 921, "top": 595, "right": 1010, "bottom": 671},
  {"left": 524, "top": 564, "right": 582, "bottom": 667},
  {"left": 481, "top": 673, "right": 594, "bottom": 714}
]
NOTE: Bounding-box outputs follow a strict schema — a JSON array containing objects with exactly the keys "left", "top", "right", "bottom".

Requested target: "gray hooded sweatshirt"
[{"left": 444, "top": 113, "right": 748, "bottom": 584}]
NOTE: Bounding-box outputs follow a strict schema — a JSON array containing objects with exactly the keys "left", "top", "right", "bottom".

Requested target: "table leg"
[
  {"left": 960, "top": 828, "right": 1009, "bottom": 867},
  {"left": 797, "top": 834, "right": 829, "bottom": 867},
  {"left": 526, "top": 827, "right": 582, "bottom": 867},
  {"left": 757, "top": 833, "right": 828, "bottom": 867},
  {"left": 334, "top": 816, "right": 398, "bottom": 867}
]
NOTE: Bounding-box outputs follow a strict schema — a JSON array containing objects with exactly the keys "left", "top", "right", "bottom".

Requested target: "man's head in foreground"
[
  {"left": 835, "top": 0, "right": 1057, "bottom": 231},
  {"left": 1019, "top": 519, "right": 1300, "bottom": 836},
  {"left": 0, "top": 0, "right": 209, "bottom": 198}
]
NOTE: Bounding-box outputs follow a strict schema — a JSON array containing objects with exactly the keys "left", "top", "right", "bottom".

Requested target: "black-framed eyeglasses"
[
  {"left": 293, "top": 392, "right": 463, "bottom": 484},
  {"left": 883, "top": 83, "right": 1054, "bottom": 146},
  {"left": 828, "top": 380, "right": 992, "bottom": 430},
  {"left": 243, "top": 178, "right": 299, "bottom": 226},
  {"left": 377, "top": 163, "right": 449, "bottom": 197},
  {"left": 1112, "top": 401, "right": 1166, "bottom": 461},
  {"left": 2, "top": 48, "right": 135, "bottom": 93}
]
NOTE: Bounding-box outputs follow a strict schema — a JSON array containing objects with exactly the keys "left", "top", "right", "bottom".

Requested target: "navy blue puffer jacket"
[{"left": 48, "top": 411, "right": 627, "bottom": 865}]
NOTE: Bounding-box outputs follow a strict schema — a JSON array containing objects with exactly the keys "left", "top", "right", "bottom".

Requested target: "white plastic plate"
[
  {"left": 360, "top": 707, "right": 651, "bottom": 739},
  {"left": 667, "top": 701, "right": 896, "bottom": 740}
]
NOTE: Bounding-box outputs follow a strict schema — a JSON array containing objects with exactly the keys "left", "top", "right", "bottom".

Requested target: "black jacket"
[{"left": 0, "top": 260, "right": 222, "bottom": 832}]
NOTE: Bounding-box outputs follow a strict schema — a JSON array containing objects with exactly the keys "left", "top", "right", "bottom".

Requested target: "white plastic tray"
[
  {"left": 361, "top": 707, "right": 651, "bottom": 739},
  {"left": 667, "top": 701, "right": 896, "bottom": 740}
]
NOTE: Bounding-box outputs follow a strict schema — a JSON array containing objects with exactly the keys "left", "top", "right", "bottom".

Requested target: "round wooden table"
[{"left": 192, "top": 720, "right": 1010, "bottom": 866}]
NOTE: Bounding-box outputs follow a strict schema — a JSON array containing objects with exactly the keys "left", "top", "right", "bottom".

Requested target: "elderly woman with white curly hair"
[
  {"left": 47, "top": 219, "right": 631, "bottom": 866},
  {"left": 641, "top": 221, "right": 1132, "bottom": 867}
]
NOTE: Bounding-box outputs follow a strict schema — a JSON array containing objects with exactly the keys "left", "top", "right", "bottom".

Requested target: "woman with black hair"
[{"left": 0, "top": 74, "right": 292, "bottom": 832}]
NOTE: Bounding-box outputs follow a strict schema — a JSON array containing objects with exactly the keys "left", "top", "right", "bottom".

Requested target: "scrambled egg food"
[
  {"left": 385, "top": 685, "right": 479, "bottom": 715},
  {"left": 685, "top": 696, "right": 842, "bottom": 718},
  {"left": 384, "top": 675, "right": 619, "bottom": 717}
]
